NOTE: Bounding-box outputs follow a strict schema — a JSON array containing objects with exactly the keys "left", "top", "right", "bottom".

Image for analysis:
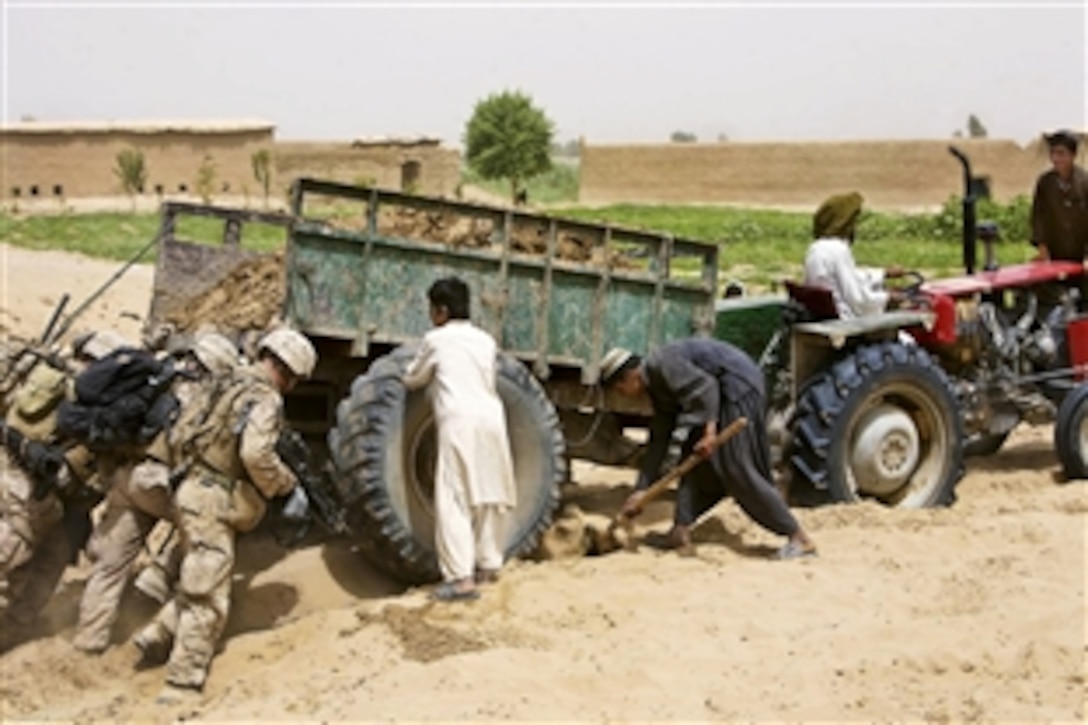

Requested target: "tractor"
[{"left": 717, "top": 146, "right": 1088, "bottom": 509}]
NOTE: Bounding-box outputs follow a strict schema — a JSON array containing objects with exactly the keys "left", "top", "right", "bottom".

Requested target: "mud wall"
[
  {"left": 579, "top": 138, "right": 1053, "bottom": 209},
  {"left": 0, "top": 126, "right": 274, "bottom": 200},
  {"left": 274, "top": 142, "right": 461, "bottom": 197}
]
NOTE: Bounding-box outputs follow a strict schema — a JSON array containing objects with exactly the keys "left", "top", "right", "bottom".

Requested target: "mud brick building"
[{"left": 0, "top": 119, "right": 276, "bottom": 201}]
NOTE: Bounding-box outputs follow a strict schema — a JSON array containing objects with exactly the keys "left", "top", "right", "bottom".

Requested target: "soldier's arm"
[{"left": 239, "top": 395, "right": 297, "bottom": 499}]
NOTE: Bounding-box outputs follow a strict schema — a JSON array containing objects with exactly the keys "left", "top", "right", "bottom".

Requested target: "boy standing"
[{"left": 403, "top": 278, "right": 517, "bottom": 601}]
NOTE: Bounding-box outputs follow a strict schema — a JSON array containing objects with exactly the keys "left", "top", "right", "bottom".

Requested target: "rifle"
[
  {"left": 274, "top": 428, "right": 349, "bottom": 545},
  {"left": 0, "top": 420, "right": 97, "bottom": 560},
  {"left": 45, "top": 234, "right": 161, "bottom": 347},
  {"left": 0, "top": 296, "right": 73, "bottom": 401},
  {"left": 0, "top": 420, "right": 67, "bottom": 500}
]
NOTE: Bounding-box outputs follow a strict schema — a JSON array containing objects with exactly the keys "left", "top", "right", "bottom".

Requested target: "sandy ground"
[
  {"left": 0, "top": 242, "right": 153, "bottom": 346},
  {"left": 0, "top": 243, "right": 1085, "bottom": 721}
]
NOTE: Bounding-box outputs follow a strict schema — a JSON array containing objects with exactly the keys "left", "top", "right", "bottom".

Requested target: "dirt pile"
[
  {"left": 327, "top": 206, "right": 637, "bottom": 268},
  {"left": 162, "top": 253, "right": 286, "bottom": 335}
]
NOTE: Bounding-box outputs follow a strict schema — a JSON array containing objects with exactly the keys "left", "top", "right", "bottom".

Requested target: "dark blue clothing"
[{"left": 637, "top": 338, "right": 798, "bottom": 536}]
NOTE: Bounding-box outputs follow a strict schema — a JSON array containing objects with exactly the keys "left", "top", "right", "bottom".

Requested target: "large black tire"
[
  {"left": 789, "top": 341, "right": 964, "bottom": 508},
  {"left": 327, "top": 347, "right": 565, "bottom": 584},
  {"left": 1054, "top": 383, "right": 1088, "bottom": 479}
]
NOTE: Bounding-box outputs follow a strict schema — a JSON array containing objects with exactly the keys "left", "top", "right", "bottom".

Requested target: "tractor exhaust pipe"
[{"left": 948, "top": 146, "right": 977, "bottom": 275}]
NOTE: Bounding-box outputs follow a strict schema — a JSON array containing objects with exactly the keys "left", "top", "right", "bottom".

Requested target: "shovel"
[{"left": 590, "top": 416, "right": 749, "bottom": 554}]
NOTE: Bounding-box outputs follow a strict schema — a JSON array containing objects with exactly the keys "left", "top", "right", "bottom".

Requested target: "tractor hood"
[{"left": 920, "top": 261, "right": 1085, "bottom": 299}]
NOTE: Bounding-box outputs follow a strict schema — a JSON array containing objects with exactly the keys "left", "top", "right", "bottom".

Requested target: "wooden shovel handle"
[{"left": 619, "top": 416, "right": 748, "bottom": 523}]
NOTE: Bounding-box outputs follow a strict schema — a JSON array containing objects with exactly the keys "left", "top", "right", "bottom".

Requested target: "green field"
[
  {"left": 0, "top": 210, "right": 288, "bottom": 262},
  {"left": 462, "top": 160, "right": 580, "bottom": 205},
  {"left": 553, "top": 196, "right": 1036, "bottom": 290},
  {"left": 0, "top": 194, "right": 1036, "bottom": 293}
]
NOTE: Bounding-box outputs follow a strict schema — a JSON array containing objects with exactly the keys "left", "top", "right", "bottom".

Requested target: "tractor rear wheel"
[
  {"left": 789, "top": 342, "right": 964, "bottom": 508},
  {"left": 328, "top": 347, "right": 565, "bottom": 584},
  {"left": 1054, "top": 383, "right": 1088, "bottom": 480}
]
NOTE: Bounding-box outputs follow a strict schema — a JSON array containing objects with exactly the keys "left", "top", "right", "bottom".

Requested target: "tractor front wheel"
[{"left": 789, "top": 342, "right": 964, "bottom": 508}]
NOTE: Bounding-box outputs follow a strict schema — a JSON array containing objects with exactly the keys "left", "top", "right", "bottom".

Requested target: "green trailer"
[{"left": 148, "top": 180, "right": 719, "bottom": 582}]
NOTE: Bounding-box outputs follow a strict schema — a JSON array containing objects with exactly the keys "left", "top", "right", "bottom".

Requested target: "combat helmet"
[{"left": 257, "top": 328, "right": 316, "bottom": 379}]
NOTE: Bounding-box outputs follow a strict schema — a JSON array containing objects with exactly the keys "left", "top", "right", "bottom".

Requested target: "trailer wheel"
[
  {"left": 328, "top": 347, "right": 565, "bottom": 584},
  {"left": 789, "top": 342, "right": 964, "bottom": 508},
  {"left": 1054, "top": 384, "right": 1088, "bottom": 479}
]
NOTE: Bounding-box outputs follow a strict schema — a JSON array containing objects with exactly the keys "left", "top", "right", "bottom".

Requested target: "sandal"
[
  {"left": 776, "top": 540, "right": 818, "bottom": 560},
  {"left": 430, "top": 581, "right": 480, "bottom": 602},
  {"left": 474, "top": 568, "right": 500, "bottom": 585}
]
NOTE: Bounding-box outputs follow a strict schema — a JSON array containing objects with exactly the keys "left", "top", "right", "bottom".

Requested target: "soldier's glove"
[
  {"left": 272, "top": 486, "right": 311, "bottom": 549},
  {"left": 281, "top": 485, "right": 310, "bottom": 522}
]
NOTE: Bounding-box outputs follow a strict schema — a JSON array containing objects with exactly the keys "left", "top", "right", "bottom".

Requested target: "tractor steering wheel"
[
  {"left": 900, "top": 270, "right": 926, "bottom": 296},
  {"left": 890, "top": 270, "right": 927, "bottom": 309}
]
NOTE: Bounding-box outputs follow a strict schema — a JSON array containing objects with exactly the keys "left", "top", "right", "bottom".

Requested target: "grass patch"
[
  {"left": 461, "top": 159, "right": 580, "bottom": 205},
  {"left": 0, "top": 210, "right": 287, "bottom": 261},
  {"left": 0, "top": 212, "right": 162, "bottom": 260}
]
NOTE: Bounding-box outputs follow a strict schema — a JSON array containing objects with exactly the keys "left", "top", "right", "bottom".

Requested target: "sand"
[{"left": 0, "top": 242, "right": 1084, "bottom": 721}]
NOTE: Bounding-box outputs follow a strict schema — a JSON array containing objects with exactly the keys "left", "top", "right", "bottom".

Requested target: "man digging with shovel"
[{"left": 599, "top": 339, "right": 817, "bottom": 560}]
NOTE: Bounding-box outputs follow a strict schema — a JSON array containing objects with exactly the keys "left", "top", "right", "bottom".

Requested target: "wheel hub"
[
  {"left": 407, "top": 418, "right": 438, "bottom": 516},
  {"left": 851, "top": 404, "right": 921, "bottom": 496}
]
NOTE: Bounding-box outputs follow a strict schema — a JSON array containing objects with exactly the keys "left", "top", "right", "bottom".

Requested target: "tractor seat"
[{"left": 784, "top": 280, "right": 838, "bottom": 321}]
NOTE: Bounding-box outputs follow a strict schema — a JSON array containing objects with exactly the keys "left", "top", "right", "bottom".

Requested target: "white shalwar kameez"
[
  {"left": 803, "top": 237, "right": 889, "bottom": 319},
  {"left": 403, "top": 320, "right": 517, "bottom": 582}
]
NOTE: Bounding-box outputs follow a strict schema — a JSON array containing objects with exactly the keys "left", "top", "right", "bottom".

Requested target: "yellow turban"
[{"left": 813, "top": 192, "right": 864, "bottom": 239}]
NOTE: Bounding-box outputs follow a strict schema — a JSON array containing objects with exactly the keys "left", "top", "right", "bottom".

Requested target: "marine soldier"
[
  {"left": 72, "top": 333, "right": 241, "bottom": 654},
  {"left": 133, "top": 328, "right": 315, "bottom": 702},
  {"left": 0, "top": 331, "right": 129, "bottom": 643}
]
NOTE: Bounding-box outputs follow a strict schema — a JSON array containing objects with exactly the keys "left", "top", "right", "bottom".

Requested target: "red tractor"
[{"left": 763, "top": 147, "right": 1088, "bottom": 508}]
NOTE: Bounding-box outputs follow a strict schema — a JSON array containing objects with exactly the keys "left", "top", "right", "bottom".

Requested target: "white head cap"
[{"left": 599, "top": 347, "right": 635, "bottom": 385}]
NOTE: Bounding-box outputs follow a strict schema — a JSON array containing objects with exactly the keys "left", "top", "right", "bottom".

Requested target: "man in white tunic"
[
  {"left": 403, "top": 277, "right": 517, "bottom": 601},
  {"left": 803, "top": 191, "right": 905, "bottom": 319}
]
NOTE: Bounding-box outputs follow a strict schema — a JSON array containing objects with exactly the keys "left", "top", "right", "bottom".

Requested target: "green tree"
[
  {"left": 250, "top": 149, "right": 273, "bottom": 209},
  {"left": 967, "top": 114, "right": 988, "bottom": 138},
  {"left": 195, "top": 154, "right": 217, "bottom": 204},
  {"left": 464, "top": 89, "right": 554, "bottom": 202},
  {"left": 671, "top": 131, "right": 697, "bottom": 143},
  {"left": 113, "top": 148, "right": 147, "bottom": 210}
]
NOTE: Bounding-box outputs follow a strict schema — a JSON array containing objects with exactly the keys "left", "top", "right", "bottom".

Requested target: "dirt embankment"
[
  {"left": 2, "top": 436, "right": 1085, "bottom": 721},
  {"left": 160, "top": 253, "right": 286, "bottom": 336}
]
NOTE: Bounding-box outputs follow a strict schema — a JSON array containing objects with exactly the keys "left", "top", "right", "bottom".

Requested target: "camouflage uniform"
[
  {"left": 0, "top": 450, "right": 67, "bottom": 626},
  {"left": 71, "top": 447, "right": 174, "bottom": 652},
  {"left": 136, "top": 363, "right": 298, "bottom": 690},
  {"left": 74, "top": 335, "right": 239, "bottom": 653},
  {"left": 0, "top": 357, "right": 96, "bottom": 631}
]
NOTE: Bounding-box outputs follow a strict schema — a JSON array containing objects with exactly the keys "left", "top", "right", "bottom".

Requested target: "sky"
[{"left": 2, "top": 0, "right": 1086, "bottom": 148}]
